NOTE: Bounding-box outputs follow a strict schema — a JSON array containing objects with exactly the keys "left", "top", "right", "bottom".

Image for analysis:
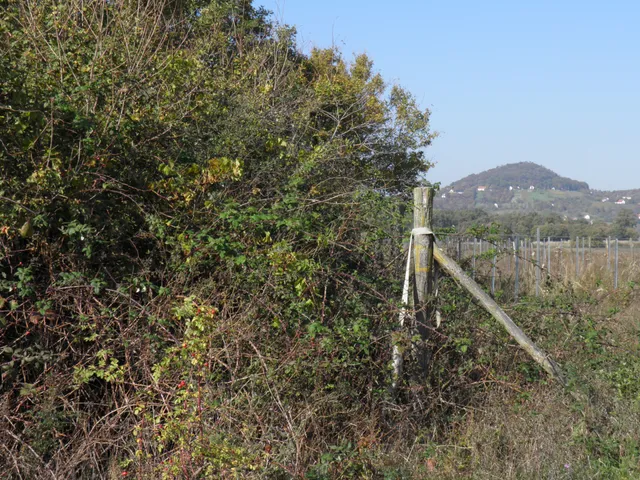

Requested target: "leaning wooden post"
[
  {"left": 433, "top": 245, "right": 566, "bottom": 384},
  {"left": 413, "top": 187, "right": 436, "bottom": 376}
]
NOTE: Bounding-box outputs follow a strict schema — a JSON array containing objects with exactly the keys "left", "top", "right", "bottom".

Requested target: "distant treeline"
[{"left": 434, "top": 208, "right": 639, "bottom": 240}]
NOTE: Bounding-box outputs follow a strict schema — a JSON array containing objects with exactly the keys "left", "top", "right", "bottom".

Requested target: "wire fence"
[{"left": 438, "top": 229, "right": 640, "bottom": 300}]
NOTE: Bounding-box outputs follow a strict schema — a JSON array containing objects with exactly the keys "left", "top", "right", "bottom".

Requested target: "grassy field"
[
  {"left": 379, "top": 242, "right": 640, "bottom": 479},
  {"left": 280, "top": 240, "right": 640, "bottom": 479}
]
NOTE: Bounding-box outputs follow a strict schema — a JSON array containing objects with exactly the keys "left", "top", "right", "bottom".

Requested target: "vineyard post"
[
  {"left": 614, "top": 238, "right": 619, "bottom": 290},
  {"left": 547, "top": 237, "right": 551, "bottom": 277},
  {"left": 412, "top": 187, "right": 436, "bottom": 375},
  {"left": 536, "top": 228, "right": 541, "bottom": 296},
  {"left": 472, "top": 238, "right": 477, "bottom": 279},
  {"left": 559, "top": 239, "right": 563, "bottom": 279},
  {"left": 491, "top": 250, "right": 497, "bottom": 296},
  {"left": 514, "top": 236, "right": 520, "bottom": 301},
  {"left": 575, "top": 236, "right": 579, "bottom": 278}
]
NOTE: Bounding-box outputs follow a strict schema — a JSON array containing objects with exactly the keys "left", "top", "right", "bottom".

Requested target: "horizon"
[{"left": 260, "top": 0, "right": 640, "bottom": 191}]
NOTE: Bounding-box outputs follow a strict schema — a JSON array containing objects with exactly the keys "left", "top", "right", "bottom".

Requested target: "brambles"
[{"left": 0, "top": 0, "right": 433, "bottom": 476}]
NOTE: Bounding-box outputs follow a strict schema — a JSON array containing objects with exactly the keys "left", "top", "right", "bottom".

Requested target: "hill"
[
  {"left": 451, "top": 162, "right": 589, "bottom": 192},
  {"left": 436, "top": 162, "right": 640, "bottom": 223}
]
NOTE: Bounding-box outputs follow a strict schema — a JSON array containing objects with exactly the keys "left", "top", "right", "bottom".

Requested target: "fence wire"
[{"left": 436, "top": 232, "right": 640, "bottom": 300}]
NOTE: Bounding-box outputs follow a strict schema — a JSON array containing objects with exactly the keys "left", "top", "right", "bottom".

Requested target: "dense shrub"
[{"left": 0, "top": 0, "right": 434, "bottom": 476}]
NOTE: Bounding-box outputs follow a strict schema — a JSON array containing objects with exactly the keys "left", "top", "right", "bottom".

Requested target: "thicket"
[{"left": 0, "top": 0, "right": 440, "bottom": 477}]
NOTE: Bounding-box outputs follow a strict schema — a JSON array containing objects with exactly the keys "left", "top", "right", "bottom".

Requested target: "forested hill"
[
  {"left": 437, "top": 162, "right": 640, "bottom": 222},
  {"left": 450, "top": 162, "right": 589, "bottom": 191}
]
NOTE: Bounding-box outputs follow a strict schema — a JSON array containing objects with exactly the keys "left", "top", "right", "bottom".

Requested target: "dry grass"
[
  {"left": 382, "top": 282, "right": 640, "bottom": 479},
  {"left": 448, "top": 239, "right": 640, "bottom": 299}
]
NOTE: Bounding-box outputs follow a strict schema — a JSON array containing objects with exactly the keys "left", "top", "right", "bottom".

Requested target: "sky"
[{"left": 258, "top": 0, "right": 640, "bottom": 191}]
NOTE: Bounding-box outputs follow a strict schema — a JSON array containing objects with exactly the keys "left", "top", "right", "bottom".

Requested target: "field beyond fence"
[{"left": 440, "top": 233, "right": 640, "bottom": 299}]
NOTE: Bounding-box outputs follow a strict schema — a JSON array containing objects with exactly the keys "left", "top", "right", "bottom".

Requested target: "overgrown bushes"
[{"left": 1, "top": 0, "right": 435, "bottom": 476}]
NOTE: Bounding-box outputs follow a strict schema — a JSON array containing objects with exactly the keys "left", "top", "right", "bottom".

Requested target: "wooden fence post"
[
  {"left": 547, "top": 237, "right": 551, "bottom": 278},
  {"left": 491, "top": 251, "right": 497, "bottom": 296},
  {"left": 472, "top": 238, "right": 477, "bottom": 279},
  {"left": 575, "top": 236, "right": 580, "bottom": 279},
  {"left": 559, "top": 239, "right": 563, "bottom": 280},
  {"left": 413, "top": 187, "right": 436, "bottom": 375},
  {"left": 514, "top": 236, "right": 520, "bottom": 301},
  {"left": 536, "top": 228, "right": 541, "bottom": 296},
  {"left": 614, "top": 238, "right": 619, "bottom": 290}
]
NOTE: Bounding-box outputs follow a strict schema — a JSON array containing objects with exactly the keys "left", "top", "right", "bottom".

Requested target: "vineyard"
[{"left": 441, "top": 234, "right": 640, "bottom": 297}]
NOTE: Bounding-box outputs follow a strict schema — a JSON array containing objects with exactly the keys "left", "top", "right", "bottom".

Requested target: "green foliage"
[
  {"left": 612, "top": 209, "right": 639, "bottom": 239},
  {"left": 0, "top": 0, "right": 434, "bottom": 476},
  {"left": 435, "top": 208, "right": 638, "bottom": 240}
]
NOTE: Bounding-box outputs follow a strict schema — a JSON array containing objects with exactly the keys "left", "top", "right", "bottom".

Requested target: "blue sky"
[{"left": 259, "top": 0, "right": 640, "bottom": 191}]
